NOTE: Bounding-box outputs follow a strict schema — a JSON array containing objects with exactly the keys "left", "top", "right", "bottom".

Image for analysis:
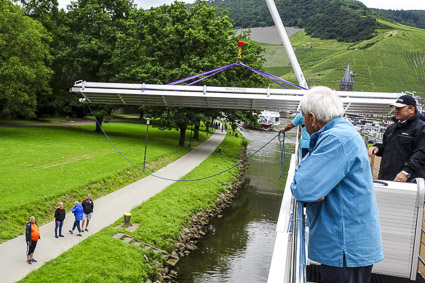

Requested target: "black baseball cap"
[{"left": 390, "top": 95, "right": 417, "bottom": 107}]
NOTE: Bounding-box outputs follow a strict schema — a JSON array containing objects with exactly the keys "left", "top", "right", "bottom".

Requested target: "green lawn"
[
  {"left": 0, "top": 123, "right": 207, "bottom": 242},
  {"left": 20, "top": 133, "right": 246, "bottom": 282}
]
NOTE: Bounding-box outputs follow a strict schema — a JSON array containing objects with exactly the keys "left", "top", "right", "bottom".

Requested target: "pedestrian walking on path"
[
  {"left": 25, "top": 216, "right": 40, "bottom": 264},
  {"left": 81, "top": 194, "right": 94, "bottom": 232},
  {"left": 0, "top": 129, "right": 226, "bottom": 283},
  {"left": 69, "top": 201, "right": 83, "bottom": 236},
  {"left": 54, "top": 202, "right": 65, "bottom": 238}
]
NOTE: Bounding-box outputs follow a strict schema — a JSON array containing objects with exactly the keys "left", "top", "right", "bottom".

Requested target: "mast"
[{"left": 264, "top": 0, "right": 308, "bottom": 89}]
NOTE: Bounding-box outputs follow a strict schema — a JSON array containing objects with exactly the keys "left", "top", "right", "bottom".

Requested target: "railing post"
[{"left": 412, "top": 178, "right": 425, "bottom": 280}]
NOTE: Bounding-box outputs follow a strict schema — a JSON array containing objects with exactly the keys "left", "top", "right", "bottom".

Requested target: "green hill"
[
  {"left": 372, "top": 9, "right": 425, "bottom": 30},
  {"left": 208, "top": 0, "right": 380, "bottom": 42},
  {"left": 260, "top": 21, "right": 425, "bottom": 97}
]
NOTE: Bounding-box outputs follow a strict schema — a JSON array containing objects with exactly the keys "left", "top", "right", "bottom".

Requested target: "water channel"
[{"left": 176, "top": 120, "right": 296, "bottom": 282}]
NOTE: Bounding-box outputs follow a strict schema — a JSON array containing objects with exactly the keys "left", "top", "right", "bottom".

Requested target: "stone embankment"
[{"left": 151, "top": 151, "right": 247, "bottom": 283}]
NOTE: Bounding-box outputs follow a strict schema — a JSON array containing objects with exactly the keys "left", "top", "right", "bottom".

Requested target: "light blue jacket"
[
  {"left": 292, "top": 112, "right": 310, "bottom": 150},
  {"left": 291, "top": 117, "right": 383, "bottom": 267}
]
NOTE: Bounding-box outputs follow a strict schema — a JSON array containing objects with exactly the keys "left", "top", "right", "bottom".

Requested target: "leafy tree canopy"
[
  {"left": 372, "top": 9, "right": 425, "bottom": 30},
  {"left": 110, "top": 1, "right": 267, "bottom": 145},
  {"left": 0, "top": 0, "right": 53, "bottom": 118},
  {"left": 47, "top": 0, "right": 136, "bottom": 122}
]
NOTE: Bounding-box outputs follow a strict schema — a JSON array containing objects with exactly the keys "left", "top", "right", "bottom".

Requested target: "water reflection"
[{"left": 176, "top": 120, "right": 296, "bottom": 282}]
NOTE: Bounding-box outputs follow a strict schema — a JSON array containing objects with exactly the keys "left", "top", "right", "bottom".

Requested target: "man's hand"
[
  {"left": 368, "top": 146, "right": 379, "bottom": 157},
  {"left": 394, "top": 171, "right": 408, "bottom": 182},
  {"left": 280, "top": 128, "right": 285, "bottom": 133}
]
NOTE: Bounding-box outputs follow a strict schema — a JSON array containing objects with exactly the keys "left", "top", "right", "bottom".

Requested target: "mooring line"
[{"left": 84, "top": 102, "right": 286, "bottom": 182}]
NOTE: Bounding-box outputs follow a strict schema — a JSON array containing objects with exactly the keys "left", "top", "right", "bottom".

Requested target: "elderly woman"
[
  {"left": 290, "top": 86, "right": 383, "bottom": 283},
  {"left": 69, "top": 201, "right": 83, "bottom": 236},
  {"left": 25, "top": 216, "right": 40, "bottom": 264}
]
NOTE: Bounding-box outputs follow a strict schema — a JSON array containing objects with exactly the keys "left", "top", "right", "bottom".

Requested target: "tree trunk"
[
  {"left": 95, "top": 117, "right": 104, "bottom": 132},
  {"left": 232, "top": 123, "right": 237, "bottom": 135},
  {"left": 178, "top": 124, "right": 187, "bottom": 147},
  {"left": 210, "top": 118, "right": 215, "bottom": 133},
  {"left": 193, "top": 123, "right": 200, "bottom": 140},
  {"left": 205, "top": 122, "right": 210, "bottom": 135}
]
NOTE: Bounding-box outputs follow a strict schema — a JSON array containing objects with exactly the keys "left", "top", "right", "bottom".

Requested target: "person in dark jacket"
[
  {"left": 369, "top": 95, "right": 425, "bottom": 182},
  {"left": 25, "top": 216, "right": 40, "bottom": 264},
  {"left": 54, "top": 202, "right": 65, "bottom": 238},
  {"left": 81, "top": 194, "right": 94, "bottom": 232},
  {"left": 69, "top": 201, "right": 83, "bottom": 236}
]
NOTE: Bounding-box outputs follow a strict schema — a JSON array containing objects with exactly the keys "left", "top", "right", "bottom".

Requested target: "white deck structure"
[{"left": 71, "top": 81, "right": 401, "bottom": 116}]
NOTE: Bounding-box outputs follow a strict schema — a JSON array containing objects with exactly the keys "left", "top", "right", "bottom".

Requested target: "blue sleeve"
[
  {"left": 291, "top": 113, "right": 304, "bottom": 127},
  {"left": 290, "top": 135, "right": 349, "bottom": 202}
]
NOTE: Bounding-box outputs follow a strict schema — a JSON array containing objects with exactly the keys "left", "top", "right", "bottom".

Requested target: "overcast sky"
[{"left": 57, "top": 0, "right": 425, "bottom": 11}]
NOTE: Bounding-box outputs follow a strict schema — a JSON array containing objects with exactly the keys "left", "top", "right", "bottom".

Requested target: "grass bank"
[
  {"left": 20, "top": 133, "right": 245, "bottom": 282},
  {"left": 0, "top": 123, "right": 207, "bottom": 242}
]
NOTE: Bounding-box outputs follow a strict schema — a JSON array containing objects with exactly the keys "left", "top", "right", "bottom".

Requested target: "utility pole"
[{"left": 143, "top": 117, "right": 151, "bottom": 171}]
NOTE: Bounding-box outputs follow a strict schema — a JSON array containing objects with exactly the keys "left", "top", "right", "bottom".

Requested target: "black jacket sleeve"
[
  {"left": 374, "top": 126, "right": 390, "bottom": 156},
  {"left": 25, "top": 223, "right": 31, "bottom": 242},
  {"left": 403, "top": 127, "right": 425, "bottom": 174}
]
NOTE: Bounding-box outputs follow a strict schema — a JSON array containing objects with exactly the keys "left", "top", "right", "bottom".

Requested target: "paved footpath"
[{"left": 0, "top": 130, "right": 226, "bottom": 283}]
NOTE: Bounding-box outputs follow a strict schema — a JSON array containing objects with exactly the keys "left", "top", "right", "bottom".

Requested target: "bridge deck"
[{"left": 70, "top": 81, "right": 401, "bottom": 116}]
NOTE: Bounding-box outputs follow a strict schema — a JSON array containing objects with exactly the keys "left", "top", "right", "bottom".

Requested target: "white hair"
[
  {"left": 300, "top": 86, "right": 345, "bottom": 122},
  {"left": 30, "top": 216, "right": 35, "bottom": 220}
]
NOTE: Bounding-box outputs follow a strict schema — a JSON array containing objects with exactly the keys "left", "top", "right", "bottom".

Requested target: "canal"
[{"left": 175, "top": 121, "right": 296, "bottom": 282}]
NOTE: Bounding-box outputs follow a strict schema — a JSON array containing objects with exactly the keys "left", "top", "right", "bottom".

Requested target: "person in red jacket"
[{"left": 25, "top": 216, "right": 40, "bottom": 264}]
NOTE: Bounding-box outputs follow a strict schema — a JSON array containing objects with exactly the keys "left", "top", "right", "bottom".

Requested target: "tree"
[
  {"left": 48, "top": 0, "right": 136, "bottom": 129},
  {"left": 225, "top": 110, "right": 259, "bottom": 135},
  {"left": 19, "top": 0, "right": 59, "bottom": 30},
  {"left": 109, "top": 1, "right": 267, "bottom": 145},
  {"left": 0, "top": 1, "right": 52, "bottom": 119}
]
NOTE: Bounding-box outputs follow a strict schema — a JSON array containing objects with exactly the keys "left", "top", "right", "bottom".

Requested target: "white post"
[{"left": 264, "top": 0, "right": 308, "bottom": 89}]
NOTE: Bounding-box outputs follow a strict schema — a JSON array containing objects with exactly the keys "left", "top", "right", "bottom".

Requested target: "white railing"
[{"left": 268, "top": 126, "right": 307, "bottom": 283}]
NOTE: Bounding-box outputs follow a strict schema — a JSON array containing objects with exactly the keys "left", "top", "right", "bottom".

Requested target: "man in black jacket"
[
  {"left": 369, "top": 95, "right": 425, "bottom": 182},
  {"left": 81, "top": 194, "right": 94, "bottom": 232},
  {"left": 54, "top": 202, "right": 66, "bottom": 238}
]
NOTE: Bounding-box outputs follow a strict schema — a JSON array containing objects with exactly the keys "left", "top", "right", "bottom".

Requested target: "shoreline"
[{"left": 156, "top": 148, "right": 247, "bottom": 282}]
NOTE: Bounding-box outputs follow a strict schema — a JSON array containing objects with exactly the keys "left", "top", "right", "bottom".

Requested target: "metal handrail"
[
  {"left": 289, "top": 126, "right": 307, "bottom": 283},
  {"left": 267, "top": 123, "right": 307, "bottom": 283},
  {"left": 290, "top": 200, "right": 307, "bottom": 283}
]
